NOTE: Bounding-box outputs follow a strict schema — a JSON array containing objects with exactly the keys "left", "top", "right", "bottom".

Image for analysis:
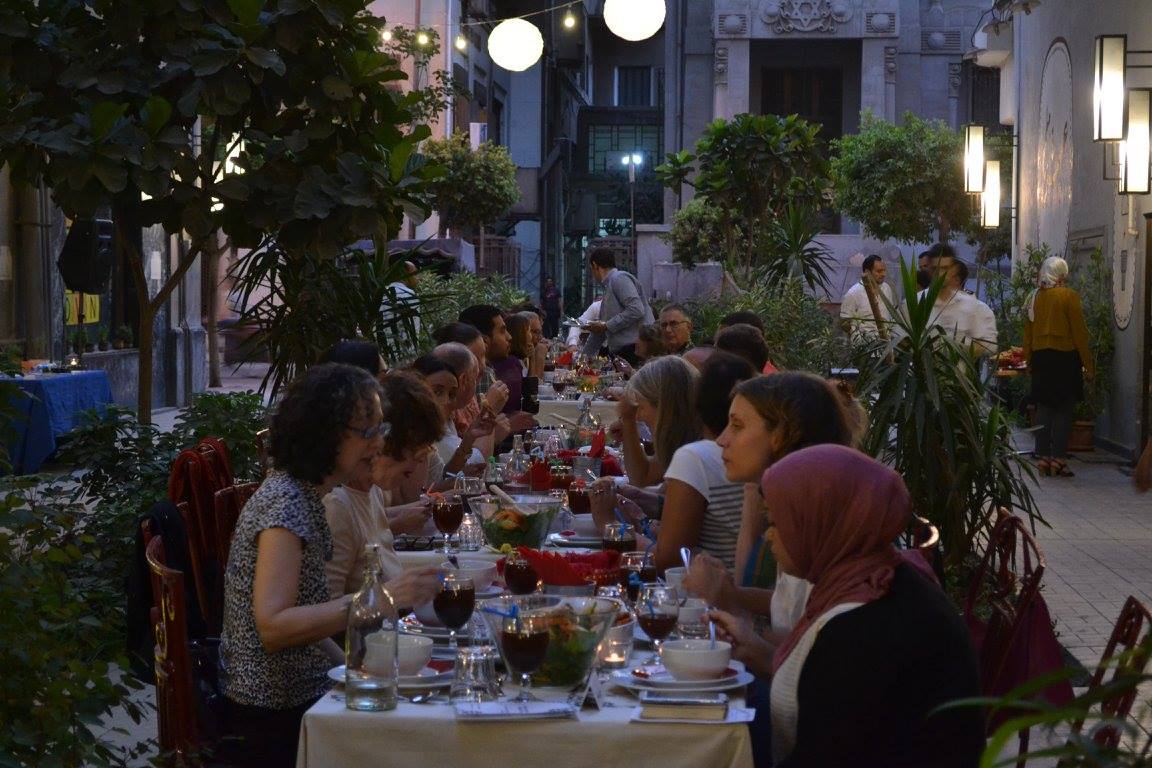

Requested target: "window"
[{"left": 615, "top": 66, "right": 652, "bottom": 107}]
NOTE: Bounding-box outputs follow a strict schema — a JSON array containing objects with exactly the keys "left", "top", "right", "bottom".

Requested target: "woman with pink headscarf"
[{"left": 711, "top": 445, "right": 983, "bottom": 768}]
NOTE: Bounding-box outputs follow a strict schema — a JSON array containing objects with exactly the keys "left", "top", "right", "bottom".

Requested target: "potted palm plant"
[{"left": 1069, "top": 247, "right": 1114, "bottom": 451}]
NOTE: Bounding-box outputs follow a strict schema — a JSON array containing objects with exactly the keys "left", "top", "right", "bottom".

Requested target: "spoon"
[{"left": 709, "top": 620, "right": 717, "bottom": 650}]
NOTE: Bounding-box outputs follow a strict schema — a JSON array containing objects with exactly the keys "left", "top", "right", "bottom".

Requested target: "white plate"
[
  {"left": 547, "top": 532, "right": 601, "bottom": 548},
  {"left": 328, "top": 665, "right": 453, "bottom": 689},
  {"left": 610, "top": 662, "right": 751, "bottom": 694}
]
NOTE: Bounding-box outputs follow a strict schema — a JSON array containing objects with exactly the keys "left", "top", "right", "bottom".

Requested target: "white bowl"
[
  {"left": 440, "top": 560, "right": 498, "bottom": 591},
  {"left": 398, "top": 634, "right": 434, "bottom": 676},
  {"left": 660, "top": 639, "right": 732, "bottom": 681}
]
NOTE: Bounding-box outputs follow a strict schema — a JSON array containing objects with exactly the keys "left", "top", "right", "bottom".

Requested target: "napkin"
[
  {"left": 455, "top": 701, "right": 578, "bottom": 721},
  {"left": 589, "top": 428, "right": 606, "bottom": 458},
  {"left": 555, "top": 351, "right": 574, "bottom": 367}
]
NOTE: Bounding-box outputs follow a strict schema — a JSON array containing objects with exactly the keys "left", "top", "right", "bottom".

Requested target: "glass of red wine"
[
  {"left": 433, "top": 572, "right": 476, "bottom": 653},
  {"left": 637, "top": 583, "right": 678, "bottom": 664},
  {"left": 432, "top": 496, "right": 466, "bottom": 555},
  {"left": 500, "top": 613, "right": 551, "bottom": 702},
  {"left": 503, "top": 552, "right": 540, "bottom": 595},
  {"left": 601, "top": 523, "right": 637, "bottom": 554}
]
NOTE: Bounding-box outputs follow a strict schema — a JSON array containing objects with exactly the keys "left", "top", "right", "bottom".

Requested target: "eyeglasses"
[
  {"left": 659, "top": 320, "right": 689, "bottom": 329},
  {"left": 345, "top": 421, "right": 390, "bottom": 440}
]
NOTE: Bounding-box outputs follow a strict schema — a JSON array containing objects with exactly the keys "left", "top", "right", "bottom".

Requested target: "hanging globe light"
[
  {"left": 603, "top": 0, "right": 666, "bottom": 42},
  {"left": 488, "top": 18, "right": 543, "bottom": 72}
]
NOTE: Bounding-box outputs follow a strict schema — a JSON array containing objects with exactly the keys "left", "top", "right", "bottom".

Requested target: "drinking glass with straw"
[{"left": 636, "top": 584, "right": 677, "bottom": 664}]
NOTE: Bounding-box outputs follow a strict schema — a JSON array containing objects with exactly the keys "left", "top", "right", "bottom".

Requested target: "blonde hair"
[{"left": 626, "top": 355, "right": 701, "bottom": 467}]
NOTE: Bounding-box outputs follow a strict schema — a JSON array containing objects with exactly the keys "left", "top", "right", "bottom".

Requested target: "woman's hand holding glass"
[
  {"left": 384, "top": 567, "right": 441, "bottom": 613},
  {"left": 387, "top": 501, "right": 433, "bottom": 535},
  {"left": 682, "top": 552, "right": 735, "bottom": 610}
]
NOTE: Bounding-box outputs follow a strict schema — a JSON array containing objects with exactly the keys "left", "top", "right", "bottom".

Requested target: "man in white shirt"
[
  {"left": 923, "top": 252, "right": 998, "bottom": 358},
  {"left": 839, "top": 255, "right": 894, "bottom": 338},
  {"left": 380, "top": 260, "right": 421, "bottom": 362}
]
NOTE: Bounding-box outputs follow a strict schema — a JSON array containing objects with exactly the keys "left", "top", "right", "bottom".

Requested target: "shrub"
[{"left": 415, "top": 271, "right": 529, "bottom": 342}]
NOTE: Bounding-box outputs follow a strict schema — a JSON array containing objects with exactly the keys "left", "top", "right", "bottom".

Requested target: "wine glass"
[
  {"left": 636, "top": 583, "right": 678, "bottom": 663},
  {"left": 433, "top": 572, "right": 475, "bottom": 653},
  {"left": 500, "top": 613, "right": 551, "bottom": 702},
  {"left": 552, "top": 369, "right": 569, "bottom": 397},
  {"left": 620, "top": 551, "right": 655, "bottom": 603},
  {"left": 601, "top": 522, "right": 637, "bottom": 554},
  {"left": 432, "top": 496, "right": 465, "bottom": 555}
]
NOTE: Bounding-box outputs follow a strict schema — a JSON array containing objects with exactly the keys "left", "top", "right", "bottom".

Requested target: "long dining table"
[{"left": 297, "top": 654, "right": 755, "bottom": 768}]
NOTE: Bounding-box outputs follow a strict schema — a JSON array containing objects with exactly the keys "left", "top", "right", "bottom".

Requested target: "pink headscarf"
[{"left": 762, "top": 445, "right": 914, "bottom": 674}]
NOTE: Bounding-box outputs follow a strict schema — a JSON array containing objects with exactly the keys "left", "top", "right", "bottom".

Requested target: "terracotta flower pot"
[{"left": 1068, "top": 420, "right": 1095, "bottom": 452}]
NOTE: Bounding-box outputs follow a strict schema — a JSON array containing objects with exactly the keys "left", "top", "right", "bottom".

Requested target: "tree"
[
  {"left": 831, "top": 111, "right": 974, "bottom": 243},
  {"left": 0, "top": 0, "right": 436, "bottom": 422},
  {"left": 654, "top": 113, "right": 830, "bottom": 282},
  {"left": 421, "top": 132, "right": 519, "bottom": 237}
]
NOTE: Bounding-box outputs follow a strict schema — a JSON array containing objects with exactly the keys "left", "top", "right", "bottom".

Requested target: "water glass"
[{"left": 449, "top": 644, "right": 500, "bottom": 703}]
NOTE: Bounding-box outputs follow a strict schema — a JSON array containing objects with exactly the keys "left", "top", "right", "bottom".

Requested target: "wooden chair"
[
  {"left": 1069, "top": 596, "right": 1152, "bottom": 749},
  {"left": 146, "top": 534, "right": 201, "bottom": 766},
  {"left": 900, "top": 515, "right": 944, "bottom": 583},
  {"left": 169, "top": 438, "right": 235, "bottom": 637},
  {"left": 212, "top": 482, "right": 258, "bottom": 568},
  {"left": 965, "top": 513, "right": 1049, "bottom": 767}
]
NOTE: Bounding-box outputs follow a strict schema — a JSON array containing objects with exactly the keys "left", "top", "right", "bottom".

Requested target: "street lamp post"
[{"left": 621, "top": 152, "right": 643, "bottom": 268}]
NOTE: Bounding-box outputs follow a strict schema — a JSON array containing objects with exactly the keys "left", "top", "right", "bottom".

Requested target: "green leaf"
[
  {"left": 141, "top": 96, "right": 172, "bottom": 138},
  {"left": 191, "top": 48, "right": 238, "bottom": 76},
  {"left": 215, "top": 177, "right": 250, "bottom": 201},
  {"left": 226, "top": 0, "right": 262, "bottom": 25},
  {"left": 243, "top": 46, "right": 286, "bottom": 76},
  {"left": 320, "top": 75, "right": 353, "bottom": 100},
  {"left": 90, "top": 102, "right": 127, "bottom": 141}
]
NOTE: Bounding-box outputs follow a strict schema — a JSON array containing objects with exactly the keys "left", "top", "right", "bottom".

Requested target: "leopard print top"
[{"left": 221, "top": 471, "right": 334, "bottom": 709}]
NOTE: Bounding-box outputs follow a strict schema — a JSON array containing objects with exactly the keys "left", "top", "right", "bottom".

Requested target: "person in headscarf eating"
[{"left": 709, "top": 445, "right": 983, "bottom": 768}]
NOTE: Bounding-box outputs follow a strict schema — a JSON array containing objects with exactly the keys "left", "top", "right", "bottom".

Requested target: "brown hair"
[
  {"left": 637, "top": 323, "right": 667, "bottom": 359},
  {"left": 380, "top": 371, "right": 445, "bottom": 459},
  {"left": 732, "top": 372, "right": 855, "bottom": 461},
  {"left": 505, "top": 312, "right": 534, "bottom": 360}
]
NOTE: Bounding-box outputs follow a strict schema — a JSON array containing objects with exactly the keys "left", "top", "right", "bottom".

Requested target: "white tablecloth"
[
  {"left": 297, "top": 672, "right": 754, "bottom": 768},
  {"left": 535, "top": 397, "right": 619, "bottom": 428}
]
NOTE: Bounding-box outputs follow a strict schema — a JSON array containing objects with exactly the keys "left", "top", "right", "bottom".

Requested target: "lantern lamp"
[
  {"left": 963, "top": 125, "right": 985, "bottom": 194},
  {"left": 981, "top": 160, "right": 1001, "bottom": 229},
  {"left": 1094, "top": 35, "right": 1127, "bottom": 142},
  {"left": 488, "top": 18, "right": 544, "bottom": 72},
  {"left": 603, "top": 0, "right": 666, "bottom": 42},
  {"left": 1119, "top": 89, "right": 1151, "bottom": 195}
]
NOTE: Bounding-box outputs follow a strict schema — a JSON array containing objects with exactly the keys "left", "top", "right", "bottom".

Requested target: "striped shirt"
[{"left": 663, "top": 440, "right": 744, "bottom": 569}]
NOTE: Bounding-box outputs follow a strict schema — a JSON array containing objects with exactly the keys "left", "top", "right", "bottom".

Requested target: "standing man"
[
  {"left": 380, "top": 259, "right": 421, "bottom": 363},
  {"left": 582, "top": 248, "right": 653, "bottom": 366},
  {"left": 658, "top": 303, "right": 694, "bottom": 355},
  {"left": 924, "top": 257, "right": 998, "bottom": 358},
  {"left": 839, "top": 255, "right": 894, "bottom": 338},
  {"left": 541, "top": 277, "right": 562, "bottom": 339}
]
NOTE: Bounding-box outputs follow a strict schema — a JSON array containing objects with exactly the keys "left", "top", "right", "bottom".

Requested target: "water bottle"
[{"left": 344, "top": 544, "right": 398, "bottom": 711}]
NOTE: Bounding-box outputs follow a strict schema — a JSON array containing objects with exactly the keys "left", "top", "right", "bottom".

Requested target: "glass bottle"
[
  {"left": 344, "top": 544, "right": 399, "bottom": 711},
  {"left": 505, "top": 433, "right": 529, "bottom": 487},
  {"left": 483, "top": 456, "right": 502, "bottom": 488},
  {"left": 576, "top": 397, "right": 600, "bottom": 445}
]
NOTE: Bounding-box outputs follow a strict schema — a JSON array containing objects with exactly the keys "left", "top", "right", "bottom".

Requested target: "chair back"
[
  {"left": 169, "top": 438, "right": 235, "bottom": 636},
  {"left": 1071, "top": 596, "right": 1152, "bottom": 749},
  {"left": 965, "top": 514, "right": 1046, "bottom": 695},
  {"left": 145, "top": 534, "right": 201, "bottom": 763},
  {"left": 212, "top": 482, "right": 259, "bottom": 568},
  {"left": 900, "top": 515, "right": 944, "bottom": 583},
  {"left": 255, "top": 428, "right": 271, "bottom": 478}
]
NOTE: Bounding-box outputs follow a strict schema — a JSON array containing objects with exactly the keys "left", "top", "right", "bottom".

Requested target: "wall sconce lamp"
[
  {"left": 981, "top": 160, "right": 1001, "bottom": 228},
  {"left": 963, "top": 125, "right": 985, "bottom": 194},
  {"left": 1094, "top": 35, "right": 1128, "bottom": 142},
  {"left": 1119, "top": 88, "right": 1152, "bottom": 195}
]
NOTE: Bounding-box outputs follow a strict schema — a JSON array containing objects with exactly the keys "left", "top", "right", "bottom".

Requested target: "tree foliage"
[
  {"left": 421, "top": 132, "right": 520, "bottom": 236},
  {"left": 0, "top": 0, "right": 438, "bottom": 420},
  {"left": 655, "top": 113, "right": 830, "bottom": 282},
  {"left": 831, "top": 111, "right": 974, "bottom": 243},
  {"left": 663, "top": 197, "right": 738, "bottom": 270}
]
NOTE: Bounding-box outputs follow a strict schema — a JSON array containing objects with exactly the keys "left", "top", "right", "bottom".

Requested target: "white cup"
[
  {"left": 363, "top": 631, "right": 397, "bottom": 676},
  {"left": 664, "top": 566, "right": 687, "bottom": 595}
]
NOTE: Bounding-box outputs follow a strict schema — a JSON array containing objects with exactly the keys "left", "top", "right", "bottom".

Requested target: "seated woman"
[
  {"left": 324, "top": 371, "right": 445, "bottom": 600},
  {"left": 493, "top": 311, "right": 542, "bottom": 414},
  {"left": 593, "top": 353, "right": 754, "bottom": 572},
  {"left": 221, "top": 364, "right": 437, "bottom": 768},
  {"left": 614, "top": 355, "right": 702, "bottom": 487},
  {"left": 712, "top": 445, "right": 983, "bottom": 768},
  {"left": 424, "top": 344, "right": 497, "bottom": 476}
]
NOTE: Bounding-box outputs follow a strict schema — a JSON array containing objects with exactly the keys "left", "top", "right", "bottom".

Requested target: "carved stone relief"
[
  {"left": 1036, "top": 42, "right": 1074, "bottom": 258},
  {"left": 884, "top": 46, "right": 897, "bottom": 84},
  {"left": 947, "top": 62, "right": 962, "bottom": 99},
  {"left": 717, "top": 13, "right": 749, "bottom": 36},
  {"left": 761, "top": 0, "right": 854, "bottom": 34},
  {"left": 715, "top": 46, "right": 729, "bottom": 86}
]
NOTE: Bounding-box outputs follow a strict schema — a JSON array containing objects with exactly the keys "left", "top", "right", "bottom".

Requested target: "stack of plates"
[
  {"left": 328, "top": 664, "right": 454, "bottom": 690},
  {"left": 609, "top": 661, "right": 753, "bottom": 693}
]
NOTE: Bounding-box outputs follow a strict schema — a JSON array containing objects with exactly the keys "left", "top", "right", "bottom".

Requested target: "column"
[
  {"left": 860, "top": 39, "right": 891, "bottom": 121},
  {"left": 713, "top": 39, "right": 750, "bottom": 119}
]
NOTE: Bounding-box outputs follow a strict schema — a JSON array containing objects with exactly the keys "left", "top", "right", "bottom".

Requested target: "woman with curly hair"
[{"left": 221, "top": 363, "right": 439, "bottom": 768}]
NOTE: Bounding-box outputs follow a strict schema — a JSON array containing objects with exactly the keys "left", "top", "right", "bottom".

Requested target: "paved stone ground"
[{"left": 94, "top": 397, "right": 1152, "bottom": 765}]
